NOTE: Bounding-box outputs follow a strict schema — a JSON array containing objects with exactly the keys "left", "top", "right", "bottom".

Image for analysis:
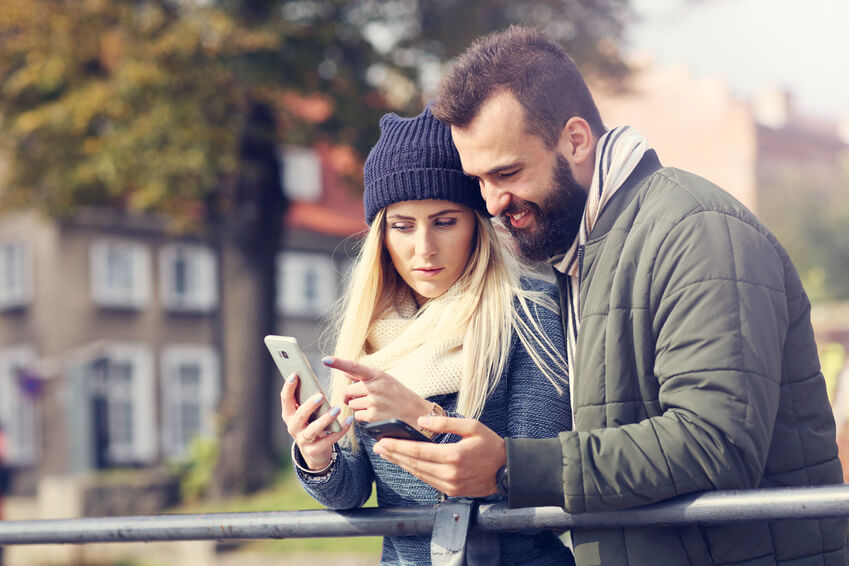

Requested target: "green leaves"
[{"left": 0, "top": 0, "right": 632, "bottom": 226}]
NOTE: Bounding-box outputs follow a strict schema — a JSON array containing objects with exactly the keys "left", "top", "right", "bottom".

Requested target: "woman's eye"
[
  {"left": 435, "top": 218, "right": 457, "bottom": 228},
  {"left": 390, "top": 223, "right": 413, "bottom": 232}
]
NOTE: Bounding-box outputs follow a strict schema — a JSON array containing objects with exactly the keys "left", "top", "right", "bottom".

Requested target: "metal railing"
[{"left": 2, "top": 485, "right": 849, "bottom": 565}]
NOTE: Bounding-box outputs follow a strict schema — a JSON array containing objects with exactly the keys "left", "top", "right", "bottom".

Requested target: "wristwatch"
[
  {"left": 419, "top": 402, "right": 445, "bottom": 440},
  {"left": 496, "top": 464, "right": 509, "bottom": 497}
]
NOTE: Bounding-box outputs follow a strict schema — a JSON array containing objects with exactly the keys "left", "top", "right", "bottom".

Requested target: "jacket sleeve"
[
  {"left": 295, "top": 425, "right": 375, "bottom": 510},
  {"left": 509, "top": 210, "right": 789, "bottom": 512}
]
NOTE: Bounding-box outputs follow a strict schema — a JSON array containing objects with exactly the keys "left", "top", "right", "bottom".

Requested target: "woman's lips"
[{"left": 414, "top": 267, "right": 444, "bottom": 278}]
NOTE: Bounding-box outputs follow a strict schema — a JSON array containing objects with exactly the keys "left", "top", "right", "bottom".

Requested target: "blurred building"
[
  {"left": 590, "top": 62, "right": 848, "bottom": 214},
  {"left": 0, "top": 145, "right": 364, "bottom": 494}
]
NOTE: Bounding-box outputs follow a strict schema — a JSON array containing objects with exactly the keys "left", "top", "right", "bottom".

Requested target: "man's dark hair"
[{"left": 432, "top": 25, "right": 606, "bottom": 147}]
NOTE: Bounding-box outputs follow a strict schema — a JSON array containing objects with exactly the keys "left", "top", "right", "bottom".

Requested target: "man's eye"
[{"left": 499, "top": 170, "right": 518, "bottom": 178}]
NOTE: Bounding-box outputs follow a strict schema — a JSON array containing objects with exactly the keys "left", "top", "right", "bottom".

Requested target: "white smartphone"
[{"left": 264, "top": 335, "right": 342, "bottom": 434}]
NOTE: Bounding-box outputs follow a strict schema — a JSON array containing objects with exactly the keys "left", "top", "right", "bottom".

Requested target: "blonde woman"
[{"left": 279, "top": 107, "right": 573, "bottom": 565}]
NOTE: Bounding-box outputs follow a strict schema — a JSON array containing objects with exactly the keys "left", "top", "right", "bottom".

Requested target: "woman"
[{"left": 279, "top": 107, "right": 573, "bottom": 565}]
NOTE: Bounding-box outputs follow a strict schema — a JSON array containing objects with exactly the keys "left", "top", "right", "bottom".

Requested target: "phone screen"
[{"left": 362, "top": 419, "right": 433, "bottom": 442}]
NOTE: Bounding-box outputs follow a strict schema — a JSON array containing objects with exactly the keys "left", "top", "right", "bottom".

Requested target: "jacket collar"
[{"left": 586, "top": 149, "right": 662, "bottom": 240}]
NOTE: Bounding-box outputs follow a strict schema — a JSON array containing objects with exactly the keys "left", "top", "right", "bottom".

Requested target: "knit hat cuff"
[{"left": 364, "top": 168, "right": 483, "bottom": 224}]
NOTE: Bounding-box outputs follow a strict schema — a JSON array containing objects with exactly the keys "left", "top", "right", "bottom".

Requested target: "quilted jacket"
[{"left": 506, "top": 151, "right": 847, "bottom": 565}]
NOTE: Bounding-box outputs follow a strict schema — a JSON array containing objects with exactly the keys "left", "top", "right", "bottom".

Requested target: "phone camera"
[{"left": 280, "top": 351, "right": 289, "bottom": 359}]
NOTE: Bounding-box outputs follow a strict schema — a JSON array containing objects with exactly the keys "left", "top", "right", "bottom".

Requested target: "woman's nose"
[{"left": 415, "top": 229, "right": 437, "bottom": 258}]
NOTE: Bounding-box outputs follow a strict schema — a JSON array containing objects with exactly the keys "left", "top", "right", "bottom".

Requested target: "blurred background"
[{"left": 0, "top": 0, "right": 847, "bottom": 564}]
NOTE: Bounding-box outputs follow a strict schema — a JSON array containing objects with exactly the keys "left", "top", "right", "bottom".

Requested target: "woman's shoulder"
[
  {"left": 511, "top": 276, "right": 562, "bottom": 339},
  {"left": 518, "top": 275, "right": 559, "bottom": 301}
]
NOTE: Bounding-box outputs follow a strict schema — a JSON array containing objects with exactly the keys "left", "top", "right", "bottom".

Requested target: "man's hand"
[{"left": 373, "top": 416, "right": 505, "bottom": 497}]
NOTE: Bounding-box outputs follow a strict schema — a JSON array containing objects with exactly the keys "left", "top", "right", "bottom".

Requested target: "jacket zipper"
[{"left": 576, "top": 245, "right": 585, "bottom": 321}]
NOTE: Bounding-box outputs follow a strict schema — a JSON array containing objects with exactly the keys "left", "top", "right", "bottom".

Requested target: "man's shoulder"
[{"left": 640, "top": 166, "right": 758, "bottom": 224}]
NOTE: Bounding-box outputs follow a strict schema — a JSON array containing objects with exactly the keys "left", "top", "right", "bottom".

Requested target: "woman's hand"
[
  {"left": 280, "top": 373, "right": 352, "bottom": 471},
  {"left": 323, "top": 357, "right": 434, "bottom": 427}
]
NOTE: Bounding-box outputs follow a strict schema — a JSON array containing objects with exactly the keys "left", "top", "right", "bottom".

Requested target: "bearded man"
[{"left": 367, "top": 25, "right": 847, "bottom": 566}]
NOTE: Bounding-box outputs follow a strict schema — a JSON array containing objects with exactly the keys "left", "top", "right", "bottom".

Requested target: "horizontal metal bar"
[
  {"left": 0, "top": 507, "right": 438, "bottom": 545},
  {"left": 2, "top": 485, "right": 849, "bottom": 545},
  {"left": 477, "top": 485, "right": 849, "bottom": 530}
]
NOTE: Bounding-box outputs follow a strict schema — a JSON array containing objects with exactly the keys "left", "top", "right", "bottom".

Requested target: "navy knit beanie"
[{"left": 363, "top": 106, "right": 487, "bottom": 225}]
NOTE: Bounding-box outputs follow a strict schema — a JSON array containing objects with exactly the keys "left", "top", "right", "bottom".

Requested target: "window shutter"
[
  {"left": 196, "top": 248, "right": 218, "bottom": 312},
  {"left": 0, "top": 345, "right": 39, "bottom": 465},
  {"left": 129, "top": 346, "right": 156, "bottom": 462},
  {"left": 159, "top": 350, "right": 177, "bottom": 459},
  {"left": 132, "top": 245, "right": 151, "bottom": 308}
]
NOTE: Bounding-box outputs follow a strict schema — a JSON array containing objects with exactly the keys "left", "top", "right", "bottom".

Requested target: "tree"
[
  {"left": 760, "top": 174, "right": 849, "bottom": 302},
  {"left": 0, "top": 0, "right": 634, "bottom": 495}
]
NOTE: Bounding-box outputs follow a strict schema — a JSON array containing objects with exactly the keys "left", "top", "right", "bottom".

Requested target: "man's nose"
[{"left": 481, "top": 181, "right": 511, "bottom": 217}]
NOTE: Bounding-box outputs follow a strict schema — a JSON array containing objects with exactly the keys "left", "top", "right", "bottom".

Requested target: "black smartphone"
[{"left": 362, "top": 418, "right": 433, "bottom": 442}]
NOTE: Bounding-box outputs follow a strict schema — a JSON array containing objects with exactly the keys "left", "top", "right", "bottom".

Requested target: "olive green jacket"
[{"left": 506, "top": 151, "right": 847, "bottom": 565}]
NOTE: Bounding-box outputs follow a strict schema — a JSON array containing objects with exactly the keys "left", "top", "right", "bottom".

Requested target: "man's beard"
[{"left": 503, "top": 154, "right": 587, "bottom": 261}]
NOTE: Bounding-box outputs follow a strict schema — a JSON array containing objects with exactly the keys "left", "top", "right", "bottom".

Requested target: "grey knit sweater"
[{"left": 295, "top": 280, "right": 574, "bottom": 565}]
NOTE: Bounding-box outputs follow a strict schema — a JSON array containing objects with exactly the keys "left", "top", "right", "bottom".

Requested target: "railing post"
[{"left": 430, "top": 500, "right": 474, "bottom": 566}]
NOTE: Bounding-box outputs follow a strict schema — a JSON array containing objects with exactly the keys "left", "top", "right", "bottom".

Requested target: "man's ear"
[{"left": 558, "top": 117, "right": 594, "bottom": 166}]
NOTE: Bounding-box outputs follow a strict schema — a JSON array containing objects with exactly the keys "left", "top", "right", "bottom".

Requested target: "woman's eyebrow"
[
  {"left": 386, "top": 209, "right": 464, "bottom": 221},
  {"left": 428, "top": 209, "right": 464, "bottom": 218}
]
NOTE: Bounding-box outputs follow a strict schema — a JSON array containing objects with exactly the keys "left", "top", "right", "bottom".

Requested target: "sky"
[{"left": 627, "top": 0, "right": 849, "bottom": 121}]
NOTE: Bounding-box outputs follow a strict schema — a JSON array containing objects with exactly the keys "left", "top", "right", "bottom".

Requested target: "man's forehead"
[{"left": 450, "top": 94, "right": 532, "bottom": 175}]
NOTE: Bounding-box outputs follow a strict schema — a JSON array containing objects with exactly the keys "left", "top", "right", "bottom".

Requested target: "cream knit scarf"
[
  {"left": 360, "top": 284, "right": 464, "bottom": 399},
  {"left": 551, "top": 126, "right": 650, "bottom": 410}
]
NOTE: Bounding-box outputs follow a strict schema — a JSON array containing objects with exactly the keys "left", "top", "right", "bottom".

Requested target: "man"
[{"left": 367, "top": 26, "right": 847, "bottom": 565}]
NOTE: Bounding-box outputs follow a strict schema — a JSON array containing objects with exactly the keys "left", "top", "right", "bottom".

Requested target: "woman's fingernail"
[
  {"left": 312, "top": 393, "right": 323, "bottom": 404},
  {"left": 286, "top": 373, "right": 297, "bottom": 384},
  {"left": 329, "top": 406, "right": 341, "bottom": 417},
  {"left": 345, "top": 415, "right": 354, "bottom": 426},
  {"left": 322, "top": 356, "right": 333, "bottom": 366}
]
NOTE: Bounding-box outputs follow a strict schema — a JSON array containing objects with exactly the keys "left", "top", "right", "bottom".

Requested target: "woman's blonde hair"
[{"left": 327, "top": 207, "right": 568, "bottom": 448}]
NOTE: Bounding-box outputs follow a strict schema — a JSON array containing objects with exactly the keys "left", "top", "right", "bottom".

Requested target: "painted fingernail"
[
  {"left": 312, "top": 393, "right": 323, "bottom": 404},
  {"left": 329, "top": 406, "right": 341, "bottom": 417},
  {"left": 286, "top": 373, "right": 297, "bottom": 384},
  {"left": 322, "top": 356, "right": 333, "bottom": 366},
  {"left": 345, "top": 415, "right": 354, "bottom": 426}
]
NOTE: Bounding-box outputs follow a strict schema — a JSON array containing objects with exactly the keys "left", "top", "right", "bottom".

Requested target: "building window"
[
  {"left": 280, "top": 146, "right": 322, "bottom": 201},
  {"left": 90, "top": 239, "right": 151, "bottom": 308},
  {"left": 87, "top": 343, "right": 156, "bottom": 465},
  {"left": 0, "top": 241, "right": 32, "bottom": 310},
  {"left": 160, "top": 346, "right": 219, "bottom": 460},
  {"left": 159, "top": 244, "right": 218, "bottom": 312},
  {"left": 0, "top": 345, "right": 40, "bottom": 466},
  {"left": 276, "top": 251, "right": 337, "bottom": 317}
]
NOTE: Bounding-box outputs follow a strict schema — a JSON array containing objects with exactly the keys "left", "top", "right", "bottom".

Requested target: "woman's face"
[{"left": 384, "top": 199, "right": 477, "bottom": 301}]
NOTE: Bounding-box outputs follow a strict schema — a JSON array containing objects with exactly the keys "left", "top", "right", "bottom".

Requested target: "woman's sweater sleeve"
[
  {"left": 505, "top": 286, "right": 572, "bottom": 440},
  {"left": 294, "top": 425, "right": 375, "bottom": 510}
]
